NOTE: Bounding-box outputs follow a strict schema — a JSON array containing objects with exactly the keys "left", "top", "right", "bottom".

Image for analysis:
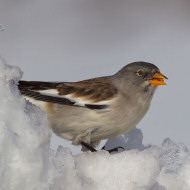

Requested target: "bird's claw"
[
  {"left": 102, "top": 146, "right": 125, "bottom": 153},
  {"left": 81, "top": 142, "right": 125, "bottom": 153}
]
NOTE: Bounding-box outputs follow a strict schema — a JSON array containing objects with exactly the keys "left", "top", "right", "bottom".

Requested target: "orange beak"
[{"left": 149, "top": 72, "right": 168, "bottom": 85}]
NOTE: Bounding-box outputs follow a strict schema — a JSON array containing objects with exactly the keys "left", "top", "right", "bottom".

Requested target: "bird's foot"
[
  {"left": 81, "top": 141, "right": 97, "bottom": 152},
  {"left": 101, "top": 146, "right": 125, "bottom": 153},
  {"left": 81, "top": 141, "right": 125, "bottom": 153}
]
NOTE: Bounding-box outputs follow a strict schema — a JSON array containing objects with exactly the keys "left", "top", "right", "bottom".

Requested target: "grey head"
[{"left": 113, "top": 61, "right": 167, "bottom": 97}]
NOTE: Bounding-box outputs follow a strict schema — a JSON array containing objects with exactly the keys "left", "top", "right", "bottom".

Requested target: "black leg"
[
  {"left": 81, "top": 141, "right": 124, "bottom": 153},
  {"left": 81, "top": 141, "right": 97, "bottom": 152},
  {"left": 102, "top": 146, "right": 125, "bottom": 153}
]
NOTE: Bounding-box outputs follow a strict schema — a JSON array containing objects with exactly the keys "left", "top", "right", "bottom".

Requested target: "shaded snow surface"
[{"left": 0, "top": 57, "right": 190, "bottom": 190}]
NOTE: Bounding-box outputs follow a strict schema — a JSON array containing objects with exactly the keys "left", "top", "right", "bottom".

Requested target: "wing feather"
[{"left": 18, "top": 77, "right": 117, "bottom": 110}]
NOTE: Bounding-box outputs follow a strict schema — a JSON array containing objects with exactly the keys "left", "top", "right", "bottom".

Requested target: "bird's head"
[{"left": 114, "top": 61, "right": 168, "bottom": 93}]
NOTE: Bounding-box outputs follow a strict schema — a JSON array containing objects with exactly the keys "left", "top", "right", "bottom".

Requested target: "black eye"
[{"left": 136, "top": 69, "right": 144, "bottom": 76}]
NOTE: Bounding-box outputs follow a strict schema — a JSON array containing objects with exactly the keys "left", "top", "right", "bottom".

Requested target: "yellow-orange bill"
[{"left": 149, "top": 73, "right": 168, "bottom": 85}]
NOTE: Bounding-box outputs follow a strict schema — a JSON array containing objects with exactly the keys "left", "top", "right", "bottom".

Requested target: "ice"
[{"left": 0, "top": 57, "right": 190, "bottom": 190}]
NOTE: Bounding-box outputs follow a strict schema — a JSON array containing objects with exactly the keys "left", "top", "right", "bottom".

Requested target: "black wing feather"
[{"left": 19, "top": 82, "right": 108, "bottom": 110}]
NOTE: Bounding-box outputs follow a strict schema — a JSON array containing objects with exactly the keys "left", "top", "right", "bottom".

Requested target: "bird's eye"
[{"left": 136, "top": 70, "right": 144, "bottom": 76}]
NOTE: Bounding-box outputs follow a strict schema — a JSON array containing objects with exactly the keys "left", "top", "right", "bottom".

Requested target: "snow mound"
[
  {"left": 0, "top": 57, "right": 190, "bottom": 190},
  {"left": 0, "top": 58, "right": 52, "bottom": 190},
  {"left": 52, "top": 138, "right": 190, "bottom": 190}
]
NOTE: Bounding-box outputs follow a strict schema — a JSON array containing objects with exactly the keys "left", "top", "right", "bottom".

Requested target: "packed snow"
[{"left": 0, "top": 57, "right": 190, "bottom": 190}]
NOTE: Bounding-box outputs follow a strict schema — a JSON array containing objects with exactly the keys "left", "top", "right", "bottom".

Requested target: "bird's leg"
[
  {"left": 81, "top": 141, "right": 97, "bottom": 152},
  {"left": 101, "top": 146, "right": 125, "bottom": 153},
  {"left": 81, "top": 141, "right": 124, "bottom": 153}
]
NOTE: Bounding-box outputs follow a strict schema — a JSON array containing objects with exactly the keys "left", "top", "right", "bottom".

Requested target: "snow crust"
[{"left": 0, "top": 57, "right": 190, "bottom": 190}]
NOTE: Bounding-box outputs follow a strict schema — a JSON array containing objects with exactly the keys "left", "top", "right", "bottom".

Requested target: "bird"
[{"left": 18, "top": 61, "right": 167, "bottom": 152}]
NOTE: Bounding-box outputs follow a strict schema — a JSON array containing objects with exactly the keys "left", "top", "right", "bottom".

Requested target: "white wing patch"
[
  {"left": 38, "top": 89, "right": 113, "bottom": 107},
  {"left": 63, "top": 94, "right": 112, "bottom": 106},
  {"left": 39, "top": 89, "right": 59, "bottom": 97}
]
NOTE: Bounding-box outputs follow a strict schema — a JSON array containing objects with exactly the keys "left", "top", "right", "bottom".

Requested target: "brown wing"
[
  {"left": 57, "top": 77, "right": 117, "bottom": 103},
  {"left": 18, "top": 77, "right": 117, "bottom": 109}
]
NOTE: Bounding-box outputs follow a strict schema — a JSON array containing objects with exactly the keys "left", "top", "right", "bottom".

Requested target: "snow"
[
  {"left": 0, "top": 57, "right": 52, "bottom": 190},
  {"left": 0, "top": 57, "right": 190, "bottom": 190}
]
